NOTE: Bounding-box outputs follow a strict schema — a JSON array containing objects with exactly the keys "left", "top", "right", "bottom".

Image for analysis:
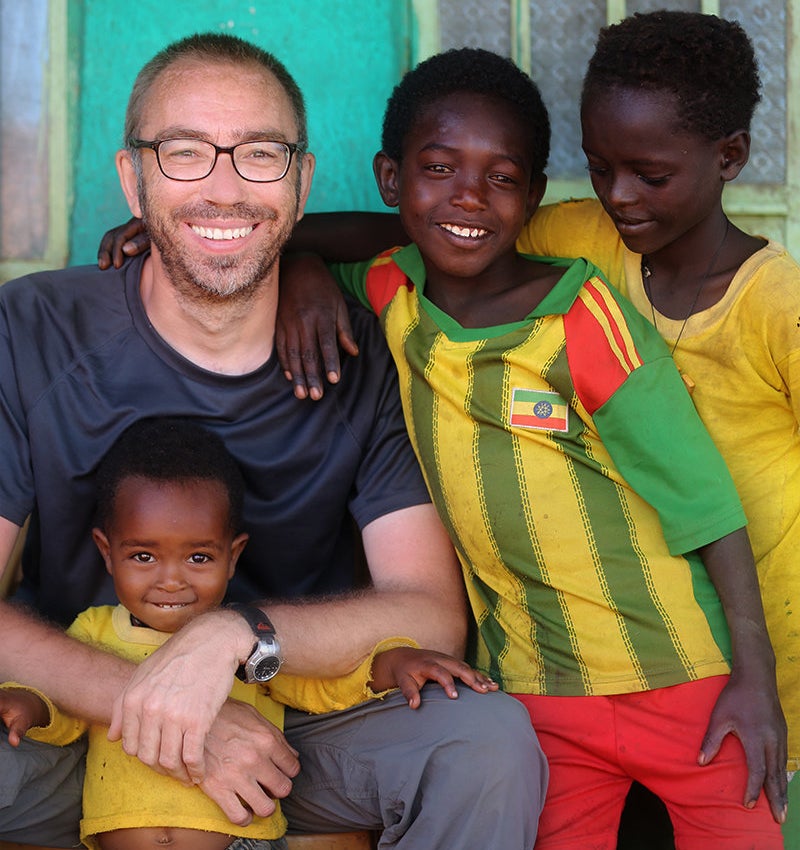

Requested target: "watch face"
[{"left": 253, "top": 655, "right": 282, "bottom": 681}]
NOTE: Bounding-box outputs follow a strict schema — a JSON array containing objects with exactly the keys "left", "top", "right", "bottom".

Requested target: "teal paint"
[{"left": 69, "top": 0, "right": 411, "bottom": 264}]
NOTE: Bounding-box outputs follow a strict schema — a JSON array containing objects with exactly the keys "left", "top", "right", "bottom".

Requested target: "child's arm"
[
  {"left": 369, "top": 647, "right": 497, "bottom": 709},
  {"left": 96, "top": 212, "right": 406, "bottom": 269},
  {"left": 697, "top": 527, "right": 788, "bottom": 824},
  {"left": 275, "top": 253, "right": 359, "bottom": 401},
  {"left": 0, "top": 685, "right": 50, "bottom": 746}
]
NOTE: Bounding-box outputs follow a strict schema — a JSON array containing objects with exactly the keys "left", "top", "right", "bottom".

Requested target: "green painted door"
[{"left": 68, "top": 0, "right": 413, "bottom": 263}]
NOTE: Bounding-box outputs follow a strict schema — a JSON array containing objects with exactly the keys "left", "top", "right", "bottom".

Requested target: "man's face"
[{"left": 117, "top": 57, "right": 314, "bottom": 304}]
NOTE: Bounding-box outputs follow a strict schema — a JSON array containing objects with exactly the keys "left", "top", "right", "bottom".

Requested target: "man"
[{"left": 0, "top": 33, "right": 546, "bottom": 849}]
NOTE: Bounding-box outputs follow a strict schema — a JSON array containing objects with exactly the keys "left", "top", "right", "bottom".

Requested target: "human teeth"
[
  {"left": 441, "top": 223, "right": 487, "bottom": 238},
  {"left": 191, "top": 225, "right": 253, "bottom": 240}
]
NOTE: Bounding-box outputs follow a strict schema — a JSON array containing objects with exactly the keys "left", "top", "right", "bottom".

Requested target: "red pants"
[{"left": 514, "top": 676, "right": 784, "bottom": 849}]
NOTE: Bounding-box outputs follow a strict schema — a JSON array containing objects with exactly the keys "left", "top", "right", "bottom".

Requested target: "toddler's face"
[{"left": 93, "top": 477, "right": 247, "bottom": 632}]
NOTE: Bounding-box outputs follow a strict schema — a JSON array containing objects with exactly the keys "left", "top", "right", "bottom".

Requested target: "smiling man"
[{"left": 0, "top": 33, "right": 545, "bottom": 849}]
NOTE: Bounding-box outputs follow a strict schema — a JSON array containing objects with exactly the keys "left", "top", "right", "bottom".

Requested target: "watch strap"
[
  {"left": 228, "top": 602, "right": 276, "bottom": 638},
  {"left": 229, "top": 603, "right": 277, "bottom": 682}
]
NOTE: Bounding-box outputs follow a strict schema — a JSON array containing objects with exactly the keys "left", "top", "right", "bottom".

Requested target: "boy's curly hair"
[
  {"left": 581, "top": 10, "right": 761, "bottom": 140},
  {"left": 381, "top": 47, "right": 550, "bottom": 176},
  {"left": 95, "top": 418, "right": 245, "bottom": 534}
]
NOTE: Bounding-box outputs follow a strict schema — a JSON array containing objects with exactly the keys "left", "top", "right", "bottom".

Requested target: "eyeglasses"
[{"left": 127, "top": 138, "right": 303, "bottom": 183}]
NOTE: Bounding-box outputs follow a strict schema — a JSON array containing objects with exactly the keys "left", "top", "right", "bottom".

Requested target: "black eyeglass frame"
[{"left": 127, "top": 137, "right": 304, "bottom": 183}]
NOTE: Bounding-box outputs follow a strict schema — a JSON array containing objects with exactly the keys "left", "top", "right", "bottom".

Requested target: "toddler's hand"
[{"left": 371, "top": 647, "right": 497, "bottom": 709}]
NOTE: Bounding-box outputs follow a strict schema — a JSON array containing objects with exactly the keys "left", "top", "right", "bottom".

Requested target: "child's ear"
[
  {"left": 525, "top": 174, "right": 548, "bottom": 222},
  {"left": 373, "top": 152, "right": 401, "bottom": 208},
  {"left": 92, "top": 528, "right": 113, "bottom": 575},
  {"left": 719, "top": 130, "right": 751, "bottom": 182},
  {"left": 228, "top": 532, "right": 249, "bottom": 579}
]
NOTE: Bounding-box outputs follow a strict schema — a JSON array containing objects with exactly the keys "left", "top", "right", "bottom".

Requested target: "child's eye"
[
  {"left": 188, "top": 553, "right": 212, "bottom": 564},
  {"left": 132, "top": 552, "right": 155, "bottom": 563},
  {"left": 638, "top": 174, "right": 669, "bottom": 186},
  {"left": 585, "top": 164, "right": 608, "bottom": 176},
  {"left": 425, "top": 163, "right": 453, "bottom": 174},
  {"left": 489, "top": 173, "right": 517, "bottom": 185}
]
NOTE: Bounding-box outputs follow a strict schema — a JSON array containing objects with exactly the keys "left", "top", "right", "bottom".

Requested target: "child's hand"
[
  {"left": 0, "top": 687, "right": 50, "bottom": 746},
  {"left": 371, "top": 647, "right": 498, "bottom": 709},
  {"left": 275, "top": 253, "right": 358, "bottom": 401},
  {"left": 97, "top": 217, "right": 150, "bottom": 269}
]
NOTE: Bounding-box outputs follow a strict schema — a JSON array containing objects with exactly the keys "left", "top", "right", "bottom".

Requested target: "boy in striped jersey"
[{"left": 102, "top": 48, "right": 788, "bottom": 848}]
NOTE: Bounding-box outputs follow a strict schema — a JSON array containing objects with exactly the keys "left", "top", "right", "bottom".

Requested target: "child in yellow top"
[
  {"left": 515, "top": 11, "right": 800, "bottom": 785},
  {"left": 0, "top": 418, "right": 494, "bottom": 850}
]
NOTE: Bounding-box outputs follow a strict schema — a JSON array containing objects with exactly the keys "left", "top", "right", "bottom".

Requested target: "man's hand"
[
  {"left": 108, "top": 609, "right": 254, "bottom": 783},
  {"left": 199, "top": 699, "right": 299, "bottom": 825},
  {"left": 370, "top": 646, "right": 498, "bottom": 709},
  {"left": 97, "top": 217, "right": 150, "bottom": 269},
  {"left": 699, "top": 670, "right": 788, "bottom": 824},
  {"left": 0, "top": 687, "right": 49, "bottom": 746},
  {"left": 275, "top": 253, "right": 358, "bottom": 401}
]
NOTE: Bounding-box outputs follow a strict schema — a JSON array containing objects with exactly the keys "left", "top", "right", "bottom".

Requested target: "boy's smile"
[{"left": 375, "top": 92, "right": 544, "bottom": 295}]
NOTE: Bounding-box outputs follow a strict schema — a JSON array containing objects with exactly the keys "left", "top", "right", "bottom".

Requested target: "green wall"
[{"left": 69, "top": 0, "right": 410, "bottom": 264}]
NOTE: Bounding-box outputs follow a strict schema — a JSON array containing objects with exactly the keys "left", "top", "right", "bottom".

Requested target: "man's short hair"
[
  {"left": 94, "top": 418, "right": 245, "bottom": 534},
  {"left": 124, "top": 32, "right": 307, "bottom": 150}
]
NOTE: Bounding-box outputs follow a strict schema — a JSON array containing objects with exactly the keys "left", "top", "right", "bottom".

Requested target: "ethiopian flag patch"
[{"left": 509, "top": 388, "right": 569, "bottom": 432}]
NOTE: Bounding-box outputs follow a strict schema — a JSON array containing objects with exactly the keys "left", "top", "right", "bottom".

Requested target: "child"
[
  {"left": 277, "top": 47, "right": 787, "bottom": 849},
  {"left": 0, "top": 417, "right": 495, "bottom": 850},
  {"left": 516, "top": 9, "right": 800, "bottom": 789}
]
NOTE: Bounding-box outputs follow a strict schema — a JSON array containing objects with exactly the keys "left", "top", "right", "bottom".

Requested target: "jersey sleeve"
[
  {"left": 330, "top": 249, "right": 409, "bottom": 318},
  {"left": 13, "top": 682, "right": 87, "bottom": 746},
  {"left": 329, "top": 259, "right": 376, "bottom": 311},
  {"left": 564, "top": 282, "right": 746, "bottom": 554}
]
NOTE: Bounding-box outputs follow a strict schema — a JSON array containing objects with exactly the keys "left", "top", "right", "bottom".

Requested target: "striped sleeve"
[
  {"left": 564, "top": 277, "right": 746, "bottom": 553},
  {"left": 564, "top": 276, "right": 644, "bottom": 414},
  {"left": 330, "top": 248, "right": 409, "bottom": 317}
]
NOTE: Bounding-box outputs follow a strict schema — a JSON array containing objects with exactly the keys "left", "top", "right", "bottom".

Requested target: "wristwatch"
[{"left": 229, "top": 602, "right": 283, "bottom": 683}]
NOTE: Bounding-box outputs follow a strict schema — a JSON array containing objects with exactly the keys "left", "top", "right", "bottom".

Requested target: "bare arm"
[
  {"left": 111, "top": 502, "right": 466, "bottom": 778},
  {"left": 286, "top": 211, "right": 409, "bottom": 261},
  {"left": 97, "top": 212, "right": 408, "bottom": 270},
  {"left": 697, "top": 527, "right": 787, "bottom": 824}
]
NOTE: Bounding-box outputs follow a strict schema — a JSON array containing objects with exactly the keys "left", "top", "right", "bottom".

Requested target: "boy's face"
[
  {"left": 93, "top": 477, "right": 248, "bottom": 633},
  {"left": 374, "top": 92, "right": 545, "bottom": 282},
  {"left": 580, "top": 86, "right": 740, "bottom": 258}
]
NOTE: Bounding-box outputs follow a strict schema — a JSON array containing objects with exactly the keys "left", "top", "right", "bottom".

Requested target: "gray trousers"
[
  {"left": 0, "top": 685, "right": 546, "bottom": 849},
  {"left": 282, "top": 686, "right": 547, "bottom": 848}
]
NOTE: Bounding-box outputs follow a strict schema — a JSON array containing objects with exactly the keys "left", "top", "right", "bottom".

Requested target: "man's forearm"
[
  {"left": 0, "top": 600, "right": 132, "bottom": 724},
  {"left": 265, "top": 585, "right": 466, "bottom": 678}
]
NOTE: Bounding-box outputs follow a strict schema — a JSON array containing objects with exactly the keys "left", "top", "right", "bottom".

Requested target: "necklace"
[{"left": 641, "top": 218, "right": 730, "bottom": 355}]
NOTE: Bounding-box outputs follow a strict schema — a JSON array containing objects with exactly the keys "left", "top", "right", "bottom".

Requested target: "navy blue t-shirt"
[{"left": 0, "top": 255, "right": 429, "bottom": 625}]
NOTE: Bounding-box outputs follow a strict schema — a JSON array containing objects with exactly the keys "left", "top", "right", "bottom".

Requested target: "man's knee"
[{"left": 445, "top": 688, "right": 548, "bottom": 796}]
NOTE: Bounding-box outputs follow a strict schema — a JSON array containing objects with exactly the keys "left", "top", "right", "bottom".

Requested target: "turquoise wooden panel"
[{"left": 69, "top": 0, "right": 410, "bottom": 264}]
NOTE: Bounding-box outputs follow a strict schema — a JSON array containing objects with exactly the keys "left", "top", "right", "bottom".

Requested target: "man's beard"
[{"left": 139, "top": 191, "right": 298, "bottom": 305}]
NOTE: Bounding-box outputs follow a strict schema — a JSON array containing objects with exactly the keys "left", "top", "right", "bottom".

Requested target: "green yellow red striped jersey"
[{"left": 332, "top": 245, "right": 745, "bottom": 696}]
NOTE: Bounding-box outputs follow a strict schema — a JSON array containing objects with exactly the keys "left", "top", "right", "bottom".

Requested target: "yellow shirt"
[
  {"left": 519, "top": 199, "right": 800, "bottom": 768},
  {"left": 17, "top": 605, "right": 411, "bottom": 847}
]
